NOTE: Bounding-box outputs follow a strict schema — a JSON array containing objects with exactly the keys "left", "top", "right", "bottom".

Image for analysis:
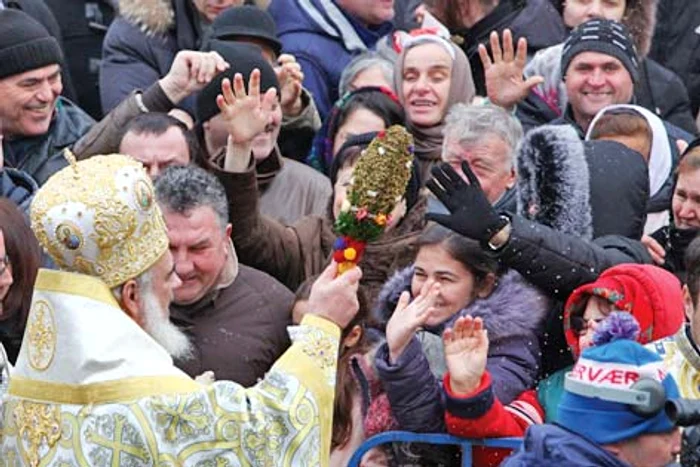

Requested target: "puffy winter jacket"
[
  {"left": 373, "top": 269, "right": 549, "bottom": 433},
  {"left": 502, "top": 424, "right": 628, "bottom": 466}
]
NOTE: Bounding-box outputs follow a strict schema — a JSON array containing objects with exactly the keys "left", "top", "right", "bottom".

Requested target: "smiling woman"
[{"left": 395, "top": 34, "right": 475, "bottom": 183}]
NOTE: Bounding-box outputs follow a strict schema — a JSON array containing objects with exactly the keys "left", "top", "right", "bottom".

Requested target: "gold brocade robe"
[
  {"left": 0, "top": 270, "right": 338, "bottom": 466},
  {"left": 648, "top": 325, "right": 700, "bottom": 399}
]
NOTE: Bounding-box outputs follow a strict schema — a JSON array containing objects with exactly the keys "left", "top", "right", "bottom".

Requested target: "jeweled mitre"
[{"left": 30, "top": 154, "right": 169, "bottom": 287}]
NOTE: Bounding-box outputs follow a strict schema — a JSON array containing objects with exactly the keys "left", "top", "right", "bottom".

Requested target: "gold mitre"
[{"left": 30, "top": 154, "right": 169, "bottom": 288}]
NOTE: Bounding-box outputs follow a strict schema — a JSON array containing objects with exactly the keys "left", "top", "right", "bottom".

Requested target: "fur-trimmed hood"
[
  {"left": 621, "top": 0, "right": 658, "bottom": 57},
  {"left": 119, "top": 0, "right": 175, "bottom": 35},
  {"left": 373, "top": 267, "right": 550, "bottom": 343},
  {"left": 517, "top": 124, "right": 593, "bottom": 240},
  {"left": 516, "top": 124, "right": 649, "bottom": 240}
]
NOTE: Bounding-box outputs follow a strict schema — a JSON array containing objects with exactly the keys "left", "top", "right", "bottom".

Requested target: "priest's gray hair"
[
  {"left": 442, "top": 103, "right": 523, "bottom": 170},
  {"left": 154, "top": 165, "right": 228, "bottom": 232},
  {"left": 339, "top": 51, "right": 395, "bottom": 96}
]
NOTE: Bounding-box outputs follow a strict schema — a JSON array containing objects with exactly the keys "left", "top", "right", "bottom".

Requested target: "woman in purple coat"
[{"left": 372, "top": 224, "right": 550, "bottom": 440}]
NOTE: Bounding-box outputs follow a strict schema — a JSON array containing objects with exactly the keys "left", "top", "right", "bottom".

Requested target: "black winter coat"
[
  {"left": 509, "top": 125, "right": 653, "bottom": 375},
  {"left": 649, "top": 0, "right": 700, "bottom": 117},
  {"left": 100, "top": 0, "right": 201, "bottom": 114}
]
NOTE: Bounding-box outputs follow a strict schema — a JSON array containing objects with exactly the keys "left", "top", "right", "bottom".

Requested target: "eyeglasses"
[
  {"left": 0, "top": 255, "right": 10, "bottom": 276},
  {"left": 570, "top": 316, "right": 605, "bottom": 336}
]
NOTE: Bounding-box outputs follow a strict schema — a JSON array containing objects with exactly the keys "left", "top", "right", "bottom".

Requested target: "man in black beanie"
[
  {"left": 556, "top": 18, "right": 640, "bottom": 136},
  {"left": 0, "top": 8, "right": 95, "bottom": 185},
  {"left": 196, "top": 41, "right": 331, "bottom": 225}
]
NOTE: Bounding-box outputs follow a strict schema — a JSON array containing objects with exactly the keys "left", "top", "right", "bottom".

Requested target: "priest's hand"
[
  {"left": 308, "top": 261, "right": 362, "bottom": 329},
  {"left": 386, "top": 280, "right": 439, "bottom": 364},
  {"left": 479, "top": 29, "right": 543, "bottom": 111},
  {"left": 160, "top": 50, "right": 229, "bottom": 104},
  {"left": 443, "top": 315, "right": 489, "bottom": 395},
  {"left": 426, "top": 162, "right": 507, "bottom": 243}
]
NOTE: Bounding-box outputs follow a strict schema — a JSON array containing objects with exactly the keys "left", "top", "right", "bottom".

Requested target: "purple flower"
[{"left": 592, "top": 311, "right": 640, "bottom": 346}]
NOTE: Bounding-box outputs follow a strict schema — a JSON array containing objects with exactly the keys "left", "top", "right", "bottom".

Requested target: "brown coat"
[
  {"left": 170, "top": 265, "right": 294, "bottom": 387},
  {"left": 216, "top": 165, "right": 427, "bottom": 305}
]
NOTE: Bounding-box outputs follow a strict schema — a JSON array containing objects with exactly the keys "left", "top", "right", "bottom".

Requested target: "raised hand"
[
  {"left": 386, "top": 280, "right": 440, "bottom": 363},
  {"left": 443, "top": 315, "right": 489, "bottom": 395},
  {"left": 479, "top": 29, "right": 544, "bottom": 111},
  {"left": 425, "top": 162, "right": 506, "bottom": 242},
  {"left": 308, "top": 261, "right": 362, "bottom": 329},
  {"left": 275, "top": 54, "right": 305, "bottom": 117},
  {"left": 216, "top": 69, "right": 278, "bottom": 145},
  {"left": 159, "top": 50, "right": 229, "bottom": 104}
]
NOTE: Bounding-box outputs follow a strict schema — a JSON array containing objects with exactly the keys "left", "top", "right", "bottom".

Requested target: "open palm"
[
  {"left": 479, "top": 29, "right": 544, "bottom": 110},
  {"left": 216, "top": 69, "right": 278, "bottom": 145},
  {"left": 443, "top": 315, "right": 489, "bottom": 394},
  {"left": 386, "top": 281, "right": 440, "bottom": 363}
]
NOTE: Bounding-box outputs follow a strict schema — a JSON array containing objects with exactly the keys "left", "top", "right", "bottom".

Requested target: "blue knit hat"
[{"left": 558, "top": 339, "right": 679, "bottom": 445}]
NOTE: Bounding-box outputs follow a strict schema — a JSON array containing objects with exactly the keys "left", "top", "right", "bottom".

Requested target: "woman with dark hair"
[
  {"left": 0, "top": 198, "right": 41, "bottom": 363},
  {"left": 307, "top": 86, "right": 405, "bottom": 174},
  {"left": 371, "top": 223, "right": 549, "bottom": 464}
]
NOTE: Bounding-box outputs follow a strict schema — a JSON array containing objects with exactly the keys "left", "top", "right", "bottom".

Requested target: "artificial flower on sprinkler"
[{"left": 333, "top": 125, "right": 415, "bottom": 274}]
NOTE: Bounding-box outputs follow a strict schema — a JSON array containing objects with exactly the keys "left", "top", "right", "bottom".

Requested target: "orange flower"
[{"left": 375, "top": 213, "right": 387, "bottom": 226}]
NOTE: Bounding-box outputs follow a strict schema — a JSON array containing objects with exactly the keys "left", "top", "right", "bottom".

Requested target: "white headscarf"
[{"left": 585, "top": 104, "right": 672, "bottom": 198}]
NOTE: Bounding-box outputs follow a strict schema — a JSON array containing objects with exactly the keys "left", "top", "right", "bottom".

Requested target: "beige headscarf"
[{"left": 394, "top": 35, "right": 475, "bottom": 183}]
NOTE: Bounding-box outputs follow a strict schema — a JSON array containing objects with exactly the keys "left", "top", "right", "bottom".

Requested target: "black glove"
[{"left": 425, "top": 161, "right": 507, "bottom": 242}]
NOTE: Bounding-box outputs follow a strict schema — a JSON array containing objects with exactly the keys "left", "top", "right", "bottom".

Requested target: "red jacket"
[{"left": 444, "top": 371, "right": 544, "bottom": 467}]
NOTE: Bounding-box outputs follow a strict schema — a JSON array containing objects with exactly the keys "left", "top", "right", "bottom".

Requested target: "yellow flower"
[
  {"left": 337, "top": 261, "right": 354, "bottom": 274},
  {"left": 343, "top": 248, "right": 357, "bottom": 261},
  {"left": 375, "top": 214, "right": 387, "bottom": 226}
]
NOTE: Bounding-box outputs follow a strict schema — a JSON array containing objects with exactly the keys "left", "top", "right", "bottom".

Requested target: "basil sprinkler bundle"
[{"left": 333, "top": 125, "right": 415, "bottom": 274}]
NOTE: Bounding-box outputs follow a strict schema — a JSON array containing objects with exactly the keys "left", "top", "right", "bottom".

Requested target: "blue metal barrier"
[{"left": 347, "top": 431, "right": 522, "bottom": 467}]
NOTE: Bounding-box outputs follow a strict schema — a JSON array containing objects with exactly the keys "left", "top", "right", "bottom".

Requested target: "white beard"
[{"left": 140, "top": 287, "right": 193, "bottom": 361}]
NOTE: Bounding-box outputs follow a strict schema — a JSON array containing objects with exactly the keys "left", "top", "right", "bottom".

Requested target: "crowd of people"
[{"left": 0, "top": 0, "right": 699, "bottom": 465}]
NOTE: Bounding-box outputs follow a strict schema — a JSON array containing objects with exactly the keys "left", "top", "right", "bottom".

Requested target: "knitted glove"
[{"left": 425, "top": 162, "right": 507, "bottom": 243}]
